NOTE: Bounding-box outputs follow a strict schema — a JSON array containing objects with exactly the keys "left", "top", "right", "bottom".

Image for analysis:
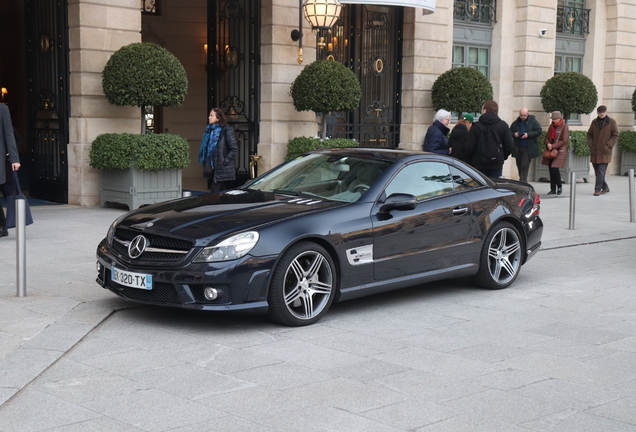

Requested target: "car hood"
[{"left": 116, "top": 190, "right": 346, "bottom": 244}]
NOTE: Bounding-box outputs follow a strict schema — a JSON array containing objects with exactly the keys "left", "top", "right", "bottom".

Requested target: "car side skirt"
[{"left": 337, "top": 263, "right": 478, "bottom": 302}]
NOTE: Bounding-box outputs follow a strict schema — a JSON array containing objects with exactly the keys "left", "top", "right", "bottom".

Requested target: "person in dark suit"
[{"left": 0, "top": 104, "right": 21, "bottom": 237}]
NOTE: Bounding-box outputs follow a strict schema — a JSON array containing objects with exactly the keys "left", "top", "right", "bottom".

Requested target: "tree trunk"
[{"left": 321, "top": 113, "right": 328, "bottom": 141}]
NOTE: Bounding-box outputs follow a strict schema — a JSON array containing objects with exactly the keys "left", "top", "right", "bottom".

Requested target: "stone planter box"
[
  {"left": 100, "top": 167, "right": 182, "bottom": 210},
  {"left": 620, "top": 151, "right": 636, "bottom": 176},
  {"left": 532, "top": 147, "right": 589, "bottom": 184}
]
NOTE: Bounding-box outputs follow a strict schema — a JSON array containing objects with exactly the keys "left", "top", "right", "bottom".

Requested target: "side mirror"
[{"left": 379, "top": 193, "right": 417, "bottom": 213}]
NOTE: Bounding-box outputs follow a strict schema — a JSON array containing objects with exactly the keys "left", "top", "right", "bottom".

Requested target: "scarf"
[
  {"left": 548, "top": 118, "right": 563, "bottom": 142},
  {"left": 198, "top": 124, "right": 222, "bottom": 165}
]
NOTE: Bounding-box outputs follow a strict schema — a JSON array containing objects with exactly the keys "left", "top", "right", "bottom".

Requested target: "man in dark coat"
[
  {"left": 423, "top": 109, "right": 451, "bottom": 155},
  {"left": 509, "top": 107, "right": 542, "bottom": 183},
  {"left": 0, "top": 104, "right": 21, "bottom": 237},
  {"left": 587, "top": 105, "right": 619, "bottom": 196},
  {"left": 463, "top": 100, "right": 514, "bottom": 178}
]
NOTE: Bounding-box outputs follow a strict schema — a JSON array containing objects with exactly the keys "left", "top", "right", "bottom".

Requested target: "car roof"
[{"left": 312, "top": 147, "right": 429, "bottom": 163}]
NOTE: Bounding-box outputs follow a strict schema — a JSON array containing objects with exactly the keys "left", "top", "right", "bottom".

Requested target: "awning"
[{"left": 339, "top": 0, "right": 436, "bottom": 15}]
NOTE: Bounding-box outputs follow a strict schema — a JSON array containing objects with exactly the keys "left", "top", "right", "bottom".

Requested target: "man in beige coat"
[{"left": 587, "top": 105, "right": 619, "bottom": 196}]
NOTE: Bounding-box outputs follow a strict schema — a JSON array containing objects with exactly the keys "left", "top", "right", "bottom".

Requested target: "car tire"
[
  {"left": 473, "top": 221, "right": 523, "bottom": 290},
  {"left": 267, "top": 242, "right": 336, "bottom": 326}
]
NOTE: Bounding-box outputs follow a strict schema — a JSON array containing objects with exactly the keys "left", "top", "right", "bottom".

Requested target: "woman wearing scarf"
[
  {"left": 541, "top": 111, "right": 569, "bottom": 195},
  {"left": 198, "top": 108, "right": 238, "bottom": 192}
]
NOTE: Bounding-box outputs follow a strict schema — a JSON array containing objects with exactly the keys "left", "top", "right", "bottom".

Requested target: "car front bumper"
[{"left": 96, "top": 240, "right": 276, "bottom": 314}]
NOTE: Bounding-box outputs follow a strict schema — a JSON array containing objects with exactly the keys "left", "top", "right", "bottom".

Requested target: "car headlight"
[
  {"left": 193, "top": 231, "right": 260, "bottom": 263},
  {"left": 106, "top": 214, "right": 128, "bottom": 245}
]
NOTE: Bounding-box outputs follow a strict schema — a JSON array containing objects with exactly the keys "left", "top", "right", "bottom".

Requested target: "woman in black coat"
[
  {"left": 198, "top": 108, "right": 238, "bottom": 192},
  {"left": 448, "top": 114, "right": 473, "bottom": 164}
]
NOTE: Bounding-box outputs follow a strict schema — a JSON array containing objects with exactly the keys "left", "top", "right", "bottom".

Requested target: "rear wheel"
[
  {"left": 267, "top": 242, "right": 336, "bottom": 326},
  {"left": 474, "top": 221, "right": 522, "bottom": 289}
]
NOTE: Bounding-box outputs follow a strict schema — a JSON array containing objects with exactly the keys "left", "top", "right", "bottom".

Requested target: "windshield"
[{"left": 247, "top": 153, "right": 391, "bottom": 202}]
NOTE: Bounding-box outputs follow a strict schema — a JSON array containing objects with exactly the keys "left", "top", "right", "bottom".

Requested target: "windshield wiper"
[{"left": 273, "top": 189, "right": 299, "bottom": 196}]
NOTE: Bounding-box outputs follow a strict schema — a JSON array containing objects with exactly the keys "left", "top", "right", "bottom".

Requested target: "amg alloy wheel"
[
  {"left": 267, "top": 242, "right": 336, "bottom": 326},
  {"left": 474, "top": 221, "right": 522, "bottom": 289}
]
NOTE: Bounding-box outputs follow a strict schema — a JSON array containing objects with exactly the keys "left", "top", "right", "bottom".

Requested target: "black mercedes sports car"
[{"left": 96, "top": 148, "right": 543, "bottom": 326}]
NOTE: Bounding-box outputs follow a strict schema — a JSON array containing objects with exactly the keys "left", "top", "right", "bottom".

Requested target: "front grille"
[{"left": 113, "top": 228, "right": 193, "bottom": 262}]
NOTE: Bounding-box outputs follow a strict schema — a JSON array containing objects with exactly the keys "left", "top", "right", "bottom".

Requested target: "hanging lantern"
[{"left": 302, "top": 0, "right": 342, "bottom": 30}]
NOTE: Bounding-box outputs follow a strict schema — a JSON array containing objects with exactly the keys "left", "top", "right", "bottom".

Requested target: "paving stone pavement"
[{"left": 1, "top": 175, "right": 636, "bottom": 431}]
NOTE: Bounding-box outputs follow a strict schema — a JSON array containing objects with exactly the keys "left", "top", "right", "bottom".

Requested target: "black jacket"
[
  {"left": 509, "top": 115, "right": 542, "bottom": 159},
  {"left": 213, "top": 125, "right": 238, "bottom": 183},
  {"left": 448, "top": 123, "right": 470, "bottom": 164},
  {"left": 422, "top": 120, "right": 451, "bottom": 155},
  {"left": 464, "top": 112, "right": 514, "bottom": 170}
]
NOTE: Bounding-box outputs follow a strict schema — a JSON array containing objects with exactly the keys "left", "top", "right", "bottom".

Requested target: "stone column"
[
  {"left": 506, "top": 0, "right": 558, "bottom": 179},
  {"left": 258, "top": 0, "right": 317, "bottom": 174},
  {"left": 602, "top": 1, "right": 636, "bottom": 173},
  {"left": 67, "top": 0, "right": 141, "bottom": 206},
  {"left": 400, "top": 3, "right": 453, "bottom": 151}
]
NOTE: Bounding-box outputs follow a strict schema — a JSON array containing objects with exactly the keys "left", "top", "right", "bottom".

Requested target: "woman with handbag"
[
  {"left": 541, "top": 111, "right": 569, "bottom": 195},
  {"left": 198, "top": 108, "right": 238, "bottom": 192}
]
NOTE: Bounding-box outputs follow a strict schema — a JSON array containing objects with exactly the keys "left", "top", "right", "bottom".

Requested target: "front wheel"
[
  {"left": 473, "top": 221, "right": 523, "bottom": 289},
  {"left": 267, "top": 242, "right": 336, "bottom": 326}
]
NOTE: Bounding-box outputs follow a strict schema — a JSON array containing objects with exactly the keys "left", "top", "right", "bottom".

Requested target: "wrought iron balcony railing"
[
  {"left": 453, "top": 0, "right": 497, "bottom": 25},
  {"left": 556, "top": 5, "right": 590, "bottom": 35}
]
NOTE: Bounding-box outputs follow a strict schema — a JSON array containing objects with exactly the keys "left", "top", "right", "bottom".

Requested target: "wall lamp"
[{"left": 291, "top": 0, "right": 343, "bottom": 64}]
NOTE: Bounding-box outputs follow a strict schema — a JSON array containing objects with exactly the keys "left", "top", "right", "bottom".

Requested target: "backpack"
[{"left": 477, "top": 123, "right": 503, "bottom": 164}]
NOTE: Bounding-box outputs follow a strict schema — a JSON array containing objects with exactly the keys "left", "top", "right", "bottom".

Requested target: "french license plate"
[{"left": 111, "top": 267, "right": 153, "bottom": 290}]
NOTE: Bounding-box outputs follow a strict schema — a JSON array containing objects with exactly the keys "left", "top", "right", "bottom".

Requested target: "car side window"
[
  {"left": 449, "top": 166, "right": 481, "bottom": 191},
  {"left": 384, "top": 162, "right": 455, "bottom": 200}
]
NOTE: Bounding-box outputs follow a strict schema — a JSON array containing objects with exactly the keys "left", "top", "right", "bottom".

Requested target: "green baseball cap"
[{"left": 460, "top": 113, "right": 474, "bottom": 123}]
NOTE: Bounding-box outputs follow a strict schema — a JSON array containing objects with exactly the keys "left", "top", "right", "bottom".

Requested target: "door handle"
[{"left": 452, "top": 207, "right": 468, "bottom": 215}]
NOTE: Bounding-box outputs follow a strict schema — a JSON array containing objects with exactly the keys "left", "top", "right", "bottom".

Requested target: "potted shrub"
[
  {"left": 90, "top": 133, "right": 190, "bottom": 210},
  {"left": 290, "top": 60, "right": 361, "bottom": 140},
  {"left": 619, "top": 130, "right": 636, "bottom": 176},
  {"left": 285, "top": 137, "right": 358, "bottom": 161},
  {"left": 94, "top": 42, "right": 190, "bottom": 208},
  {"left": 431, "top": 67, "right": 493, "bottom": 114}
]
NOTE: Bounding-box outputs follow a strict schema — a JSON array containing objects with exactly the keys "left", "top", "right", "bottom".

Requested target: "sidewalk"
[{"left": 1, "top": 175, "right": 635, "bottom": 408}]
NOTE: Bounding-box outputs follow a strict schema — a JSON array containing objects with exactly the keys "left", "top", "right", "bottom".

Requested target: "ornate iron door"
[
  {"left": 25, "top": 0, "right": 70, "bottom": 203},
  {"left": 208, "top": 0, "right": 260, "bottom": 185},
  {"left": 318, "top": 5, "right": 403, "bottom": 148}
]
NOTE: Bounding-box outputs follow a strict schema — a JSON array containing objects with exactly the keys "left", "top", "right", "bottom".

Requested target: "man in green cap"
[{"left": 510, "top": 107, "right": 542, "bottom": 183}]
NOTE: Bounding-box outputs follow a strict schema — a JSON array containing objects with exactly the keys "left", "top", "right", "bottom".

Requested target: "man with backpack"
[{"left": 463, "top": 100, "right": 514, "bottom": 178}]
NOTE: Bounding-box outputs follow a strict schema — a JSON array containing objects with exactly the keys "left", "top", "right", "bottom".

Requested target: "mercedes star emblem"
[{"left": 128, "top": 235, "right": 148, "bottom": 259}]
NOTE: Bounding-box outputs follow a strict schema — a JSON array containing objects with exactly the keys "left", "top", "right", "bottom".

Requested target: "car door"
[{"left": 371, "top": 161, "right": 474, "bottom": 281}]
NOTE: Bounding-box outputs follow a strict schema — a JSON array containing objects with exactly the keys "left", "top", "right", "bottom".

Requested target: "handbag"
[
  {"left": 5, "top": 171, "right": 34, "bottom": 229},
  {"left": 543, "top": 148, "right": 558, "bottom": 159},
  {"left": 202, "top": 156, "right": 214, "bottom": 179}
]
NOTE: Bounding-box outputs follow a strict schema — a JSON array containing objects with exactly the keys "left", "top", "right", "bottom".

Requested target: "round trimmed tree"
[
  {"left": 431, "top": 67, "right": 493, "bottom": 113},
  {"left": 290, "top": 59, "right": 361, "bottom": 139},
  {"left": 540, "top": 72, "right": 597, "bottom": 123},
  {"left": 102, "top": 42, "right": 188, "bottom": 108},
  {"left": 632, "top": 87, "right": 636, "bottom": 114}
]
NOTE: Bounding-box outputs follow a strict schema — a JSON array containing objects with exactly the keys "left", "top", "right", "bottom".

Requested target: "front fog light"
[
  {"left": 96, "top": 262, "right": 102, "bottom": 273},
  {"left": 204, "top": 287, "right": 218, "bottom": 300}
]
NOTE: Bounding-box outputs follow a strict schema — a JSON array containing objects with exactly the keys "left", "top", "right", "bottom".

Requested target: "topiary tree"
[
  {"left": 632, "top": 88, "right": 636, "bottom": 114},
  {"left": 431, "top": 67, "right": 493, "bottom": 113},
  {"left": 102, "top": 42, "right": 188, "bottom": 133},
  {"left": 540, "top": 72, "right": 597, "bottom": 123},
  {"left": 290, "top": 59, "right": 361, "bottom": 139}
]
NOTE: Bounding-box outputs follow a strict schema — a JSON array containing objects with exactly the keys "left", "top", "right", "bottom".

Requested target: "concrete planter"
[
  {"left": 532, "top": 147, "right": 589, "bottom": 184},
  {"left": 100, "top": 167, "right": 182, "bottom": 210},
  {"left": 620, "top": 151, "right": 636, "bottom": 176}
]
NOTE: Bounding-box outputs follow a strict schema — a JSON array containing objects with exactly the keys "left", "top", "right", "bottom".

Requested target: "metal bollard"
[
  {"left": 182, "top": 191, "right": 192, "bottom": 197},
  {"left": 16, "top": 199, "right": 27, "bottom": 297},
  {"left": 568, "top": 171, "right": 576, "bottom": 230},
  {"left": 630, "top": 169, "right": 635, "bottom": 223}
]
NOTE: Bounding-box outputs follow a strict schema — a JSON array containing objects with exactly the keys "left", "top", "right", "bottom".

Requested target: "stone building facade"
[{"left": 0, "top": 0, "right": 634, "bottom": 206}]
